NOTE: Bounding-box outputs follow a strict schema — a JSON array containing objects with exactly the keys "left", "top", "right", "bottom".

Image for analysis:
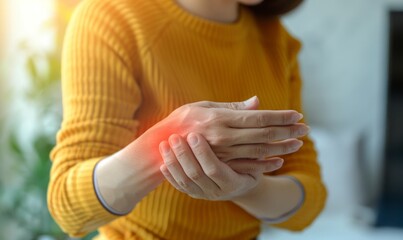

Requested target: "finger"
[
  {"left": 187, "top": 133, "right": 235, "bottom": 187},
  {"left": 229, "top": 123, "right": 309, "bottom": 144},
  {"left": 221, "top": 139, "right": 303, "bottom": 160},
  {"left": 168, "top": 134, "right": 219, "bottom": 191},
  {"left": 227, "top": 158, "right": 284, "bottom": 174},
  {"left": 159, "top": 141, "right": 203, "bottom": 194},
  {"left": 192, "top": 96, "right": 259, "bottom": 110},
  {"left": 160, "top": 164, "right": 184, "bottom": 192},
  {"left": 225, "top": 110, "right": 303, "bottom": 128}
]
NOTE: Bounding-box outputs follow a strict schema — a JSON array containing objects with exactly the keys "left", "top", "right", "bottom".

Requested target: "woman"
[{"left": 48, "top": 0, "right": 327, "bottom": 239}]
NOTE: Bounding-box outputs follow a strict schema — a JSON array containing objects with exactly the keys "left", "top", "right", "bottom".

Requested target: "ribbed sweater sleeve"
[
  {"left": 270, "top": 31, "right": 327, "bottom": 230},
  {"left": 47, "top": 0, "right": 141, "bottom": 236}
]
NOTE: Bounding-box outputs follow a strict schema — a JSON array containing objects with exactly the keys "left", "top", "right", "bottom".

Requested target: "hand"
[
  {"left": 147, "top": 96, "right": 308, "bottom": 162},
  {"left": 159, "top": 133, "right": 284, "bottom": 201}
]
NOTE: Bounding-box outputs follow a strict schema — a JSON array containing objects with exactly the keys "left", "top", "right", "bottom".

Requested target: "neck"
[{"left": 175, "top": 0, "right": 239, "bottom": 23}]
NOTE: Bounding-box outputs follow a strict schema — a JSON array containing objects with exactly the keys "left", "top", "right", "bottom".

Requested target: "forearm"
[
  {"left": 232, "top": 175, "right": 304, "bottom": 223},
  {"left": 95, "top": 133, "right": 166, "bottom": 214}
]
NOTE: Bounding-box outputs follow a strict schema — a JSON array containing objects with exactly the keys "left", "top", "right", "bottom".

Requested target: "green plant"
[
  {"left": 0, "top": 1, "right": 97, "bottom": 239},
  {"left": 0, "top": 44, "right": 65, "bottom": 239}
]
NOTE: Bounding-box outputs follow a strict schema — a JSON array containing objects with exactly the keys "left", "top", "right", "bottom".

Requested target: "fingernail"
[
  {"left": 292, "top": 113, "right": 303, "bottom": 122},
  {"left": 243, "top": 96, "right": 257, "bottom": 108},
  {"left": 187, "top": 133, "right": 198, "bottom": 146},
  {"left": 293, "top": 140, "right": 303, "bottom": 150},
  {"left": 159, "top": 142, "right": 170, "bottom": 155},
  {"left": 298, "top": 126, "right": 309, "bottom": 135},
  {"left": 169, "top": 135, "right": 180, "bottom": 147},
  {"left": 274, "top": 158, "right": 284, "bottom": 168}
]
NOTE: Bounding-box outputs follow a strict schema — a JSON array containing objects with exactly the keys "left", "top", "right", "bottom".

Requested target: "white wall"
[{"left": 283, "top": 0, "right": 403, "bottom": 204}]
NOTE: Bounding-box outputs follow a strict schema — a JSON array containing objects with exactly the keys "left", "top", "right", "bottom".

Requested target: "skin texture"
[
  {"left": 96, "top": 97, "right": 307, "bottom": 216},
  {"left": 159, "top": 132, "right": 304, "bottom": 220},
  {"left": 157, "top": 97, "right": 308, "bottom": 162},
  {"left": 159, "top": 133, "right": 281, "bottom": 201}
]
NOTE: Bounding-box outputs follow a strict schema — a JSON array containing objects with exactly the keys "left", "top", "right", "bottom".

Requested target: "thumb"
[{"left": 192, "top": 96, "right": 259, "bottom": 110}]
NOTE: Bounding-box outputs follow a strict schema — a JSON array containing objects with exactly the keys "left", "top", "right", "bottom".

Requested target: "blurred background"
[{"left": 0, "top": 0, "right": 402, "bottom": 239}]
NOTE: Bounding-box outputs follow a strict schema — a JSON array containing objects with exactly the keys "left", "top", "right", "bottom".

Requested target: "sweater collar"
[{"left": 154, "top": 0, "right": 254, "bottom": 42}]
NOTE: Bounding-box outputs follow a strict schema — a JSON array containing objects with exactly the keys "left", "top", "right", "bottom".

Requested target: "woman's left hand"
[{"left": 159, "top": 132, "right": 284, "bottom": 201}]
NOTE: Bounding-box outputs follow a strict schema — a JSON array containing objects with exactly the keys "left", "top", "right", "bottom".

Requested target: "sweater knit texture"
[{"left": 48, "top": 0, "right": 327, "bottom": 239}]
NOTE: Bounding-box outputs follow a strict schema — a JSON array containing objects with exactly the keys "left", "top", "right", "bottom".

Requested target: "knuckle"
[
  {"left": 289, "top": 126, "right": 297, "bottom": 138},
  {"left": 227, "top": 102, "right": 241, "bottom": 110},
  {"left": 198, "top": 100, "right": 210, "bottom": 106},
  {"left": 208, "top": 110, "right": 219, "bottom": 120},
  {"left": 209, "top": 134, "right": 230, "bottom": 146},
  {"left": 264, "top": 127, "right": 276, "bottom": 141},
  {"left": 210, "top": 190, "right": 221, "bottom": 200},
  {"left": 257, "top": 114, "right": 269, "bottom": 127},
  {"left": 211, "top": 110, "right": 227, "bottom": 124},
  {"left": 175, "top": 148, "right": 187, "bottom": 159},
  {"left": 189, "top": 193, "right": 202, "bottom": 199},
  {"left": 178, "top": 178, "right": 191, "bottom": 189},
  {"left": 238, "top": 166, "right": 254, "bottom": 174},
  {"left": 164, "top": 158, "right": 177, "bottom": 167},
  {"left": 171, "top": 184, "right": 183, "bottom": 192},
  {"left": 192, "top": 144, "right": 207, "bottom": 157},
  {"left": 205, "top": 167, "right": 220, "bottom": 178},
  {"left": 256, "top": 145, "right": 269, "bottom": 158},
  {"left": 282, "top": 144, "right": 289, "bottom": 154},
  {"left": 208, "top": 109, "right": 231, "bottom": 127},
  {"left": 188, "top": 170, "right": 203, "bottom": 181},
  {"left": 205, "top": 111, "right": 223, "bottom": 127},
  {"left": 180, "top": 104, "right": 192, "bottom": 113},
  {"left": 216, "top": 150, "right": 231, "bottom": 161}
]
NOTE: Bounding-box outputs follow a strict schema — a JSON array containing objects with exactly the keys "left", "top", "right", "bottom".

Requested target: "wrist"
[
  {"left": 231, "top": 175, "right": 305, "bottom": 221},
  {"left": 259, "top": 175, "right": 305, "bottom": 223},
  {"left": 94, "top": 154, "right": 139, "bottom": 215},
  {"left": 94, "top": 157, "right": 136, "bottom": 215},
  {"left": 94, "top": 135, "right": 165, "bottom": 214},
  {"left": 231, "top": 175, "right": 266, "bottom": 203}
]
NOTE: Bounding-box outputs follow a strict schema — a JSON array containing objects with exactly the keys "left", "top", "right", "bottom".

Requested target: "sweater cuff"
[
  {"left": 93, "top": 160, "right": 133, "bottom": 215},
  {"left": 269, "top": 173, "right": 327, "bottom": 231},
  {"left": 259, "top": 176, "right": 305, "bottom": 223},
  {"left": 74, "top": 157, "right": 121, "bottom": 235}
]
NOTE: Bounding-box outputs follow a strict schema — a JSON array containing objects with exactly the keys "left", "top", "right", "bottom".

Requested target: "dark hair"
[{"left": 248, "top": 0, "right": 304, "bottom": 17}]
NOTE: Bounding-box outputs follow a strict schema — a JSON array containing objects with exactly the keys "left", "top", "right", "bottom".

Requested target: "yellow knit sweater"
[{"left": 48, "top": 0, "right": 327, "bottom": 239}]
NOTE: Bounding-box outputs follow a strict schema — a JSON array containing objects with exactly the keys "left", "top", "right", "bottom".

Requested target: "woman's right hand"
[{"left": 146, "top": 96, "right": 309, "bottom": 162}]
